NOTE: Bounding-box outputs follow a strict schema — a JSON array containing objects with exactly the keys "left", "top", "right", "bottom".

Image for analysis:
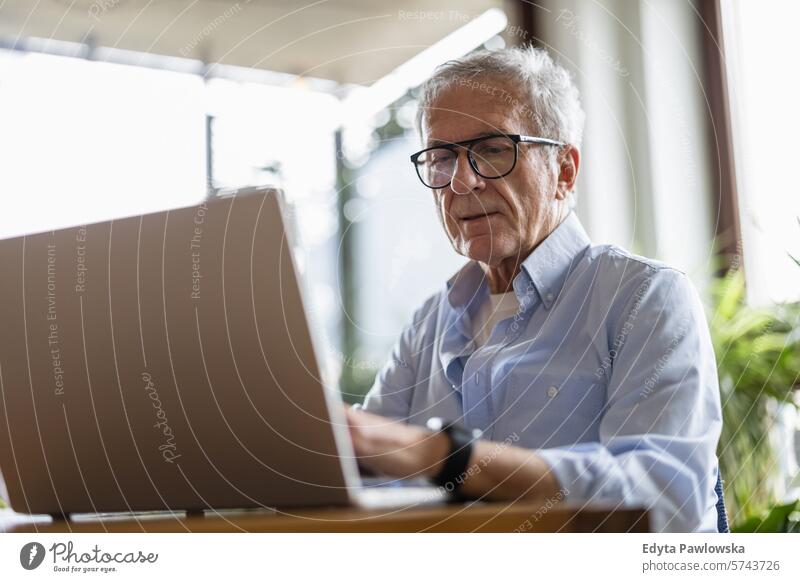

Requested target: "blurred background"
[{"left": 0, "top": 0, "right": 797, "bottom": 529}]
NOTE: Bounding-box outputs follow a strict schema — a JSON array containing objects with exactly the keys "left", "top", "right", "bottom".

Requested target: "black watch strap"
[{"left": 428, "top": 419, "right": 480, "bottom": 494}]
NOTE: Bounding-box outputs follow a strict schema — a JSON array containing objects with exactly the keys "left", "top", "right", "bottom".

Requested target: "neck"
[
  {"left": 483, "top": 260, "right": 519, "bottom": 294},
  {"left": 482, "top": 207, "right": 570, "bottom": 294}
]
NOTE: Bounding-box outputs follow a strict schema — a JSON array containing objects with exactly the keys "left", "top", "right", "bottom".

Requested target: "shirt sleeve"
[
  {"left": 535, "top": 268, "right": 723, "bottom": 532},
  {"left": 360, "top": 307, "right": 425, "bottom": 420}
]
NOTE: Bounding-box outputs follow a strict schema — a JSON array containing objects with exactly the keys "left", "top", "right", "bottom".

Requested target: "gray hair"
[{"left": 415, "top": 45, "right": 585, "bottom": 151}]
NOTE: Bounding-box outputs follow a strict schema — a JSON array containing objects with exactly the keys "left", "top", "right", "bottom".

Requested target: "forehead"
[{"left": 422, "top": 78, "right": 529, "bottom": 144}]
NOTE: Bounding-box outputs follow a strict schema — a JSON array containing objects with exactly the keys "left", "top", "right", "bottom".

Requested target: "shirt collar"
[
  {"left": 446, "top": 260, "right": 488, "bottom": 311},
  {"left": 445, "top": 211, "right": 591, "bottom": 312},
  {"left": 520, "top": 211, "right": 591, "bottom": 309}
]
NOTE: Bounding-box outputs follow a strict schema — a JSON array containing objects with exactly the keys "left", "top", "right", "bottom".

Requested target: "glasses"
[{"left": 410, "top": 133, "right": 565, "bottom": 190}]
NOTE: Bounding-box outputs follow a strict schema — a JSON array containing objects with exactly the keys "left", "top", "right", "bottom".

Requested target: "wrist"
[
  {"left": 419, "top": 431, "right": 450, "bottom": 478},
  {"left": 424, "top": 419, "right": 481, "bottom": 492}
]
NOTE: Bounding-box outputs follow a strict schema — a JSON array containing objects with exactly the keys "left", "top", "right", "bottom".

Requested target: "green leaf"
[
  {"left": 752, "top": 332, "right": 793, "bottom": 354},
  {"left": 714, "top": 271, "right": 745, "bottom": 320},
  {"left": 732, "top": 500, "right": 800, "bottom": 533}
]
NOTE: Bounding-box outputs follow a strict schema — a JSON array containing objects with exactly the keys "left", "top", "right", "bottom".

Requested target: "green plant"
[
  {"left": 710, "top": 268, "right": 800, "bottom": 527},
  {"left": 732, "top": 499, "right": 800, "bottom": 533}
]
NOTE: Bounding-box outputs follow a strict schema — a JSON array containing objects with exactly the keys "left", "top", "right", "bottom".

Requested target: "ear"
[{"left": 555, "top": 145, "right": 580, "bottom": 200}]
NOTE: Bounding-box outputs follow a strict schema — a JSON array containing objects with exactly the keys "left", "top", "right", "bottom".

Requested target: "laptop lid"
[{"left": 0, "top": 187, "right": 360, "bottom": 514}]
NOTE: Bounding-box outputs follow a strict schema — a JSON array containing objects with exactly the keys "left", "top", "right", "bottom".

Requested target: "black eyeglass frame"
[{"left": 409, "top": 133, "right": 566, "bottom": 189}]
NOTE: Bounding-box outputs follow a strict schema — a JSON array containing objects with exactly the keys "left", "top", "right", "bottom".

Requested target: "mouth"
[{"left": 459, "top": 211, "right": 500, "bottom": 222}]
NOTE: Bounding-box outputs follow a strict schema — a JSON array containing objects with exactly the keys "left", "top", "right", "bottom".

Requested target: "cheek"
[
  {"left": 506, "top": 171, "right": 549, "bottom": 223},
  {"left": 493, "top": 184, "right": 524, "bottom": 226}
]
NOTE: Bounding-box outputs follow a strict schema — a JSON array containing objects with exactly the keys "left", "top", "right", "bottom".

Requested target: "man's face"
[{"left": 421, "top": 78, "right": 572, "bottom": 268}]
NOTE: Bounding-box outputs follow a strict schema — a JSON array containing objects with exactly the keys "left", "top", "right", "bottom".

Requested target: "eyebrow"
[{"left": 426, "top": 130, "right": 511, "bottom": 148}]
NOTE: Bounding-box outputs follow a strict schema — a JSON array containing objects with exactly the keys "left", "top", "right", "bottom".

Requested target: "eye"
[
  {"left": 473, "top": 138, "right": 513, "bottom": 158},
  {"left": 427, "top": 149, "right": 455, "bottom": 165}
]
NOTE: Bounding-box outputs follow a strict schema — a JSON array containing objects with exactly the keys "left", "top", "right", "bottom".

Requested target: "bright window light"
[
  {"left": 723, "top": 0, "right": 800, "bottom": 304},
  {"left": 0, "top": 50, "right": 207, "bottom": 238}
]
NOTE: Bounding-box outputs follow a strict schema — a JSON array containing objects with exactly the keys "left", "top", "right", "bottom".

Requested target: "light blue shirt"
[{"left": 363, "top": 212, "right": 723, "bottom": 532}]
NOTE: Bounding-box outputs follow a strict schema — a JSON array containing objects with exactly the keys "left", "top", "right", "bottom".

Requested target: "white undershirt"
[{"left": 471, "top": 291, "right": 520, "bottom": 349}]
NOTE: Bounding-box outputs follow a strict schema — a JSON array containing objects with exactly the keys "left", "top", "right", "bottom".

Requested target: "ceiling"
[{"left": 0, "top": 0, "right": 509, "bottom": 85}]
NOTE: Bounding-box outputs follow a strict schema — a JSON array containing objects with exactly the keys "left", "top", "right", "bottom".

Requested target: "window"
[
  {"left": 0, "top": 50, "right": 206, "bottom": 237},
  {"left": 722, "top": 0, "right": 800, "bottom": 304}
]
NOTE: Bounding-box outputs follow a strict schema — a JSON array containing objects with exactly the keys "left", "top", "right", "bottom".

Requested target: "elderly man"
[{"left": 345, "top": 46, "right": 723, "bottom": 532}]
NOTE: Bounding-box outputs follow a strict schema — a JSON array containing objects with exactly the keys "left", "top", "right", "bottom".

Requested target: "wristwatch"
[{"left": 426, "top": 418, "right": 482, "bottom": 495}]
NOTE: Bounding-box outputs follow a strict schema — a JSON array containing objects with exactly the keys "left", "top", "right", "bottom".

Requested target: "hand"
[
  {"left": 344, "top": 406, "right": 560, "bottom": 503},
  {"left": 344, "top": 406, "right": 449, "bottom": 480}
]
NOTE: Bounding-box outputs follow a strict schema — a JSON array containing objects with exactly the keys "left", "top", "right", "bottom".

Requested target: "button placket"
[{"left": 462, "top": 349, "right": 495, "bottom": 434}]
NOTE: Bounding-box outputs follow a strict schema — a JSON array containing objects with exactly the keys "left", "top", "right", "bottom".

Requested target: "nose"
[{"left": 449, "top": 150, "right": 485, "bottom": 196}]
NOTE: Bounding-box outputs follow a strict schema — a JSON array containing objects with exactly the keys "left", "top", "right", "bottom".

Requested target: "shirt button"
[
  {"left": 547, "top": 385, "right": 559, "bottom": 398},
  {"left": 546, "top": 292, "right": 554, "bottom": 302},
  {"left": 475, "top": 372, "right": 481, "bottom": 384}
]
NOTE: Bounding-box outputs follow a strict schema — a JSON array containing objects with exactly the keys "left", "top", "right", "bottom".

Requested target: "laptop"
[{"left": 0, "top": 186, "right": 445, "bottom": 517}]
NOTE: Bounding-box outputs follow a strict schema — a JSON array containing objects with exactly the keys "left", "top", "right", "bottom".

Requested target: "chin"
[{"left": 459, "top": 235, "right": 515, "bottom": 266}]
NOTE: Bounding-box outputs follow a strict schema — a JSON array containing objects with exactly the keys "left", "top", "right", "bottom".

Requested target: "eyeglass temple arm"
[{"left": 518, "top": 136, "right": 566, "bottom": 147}]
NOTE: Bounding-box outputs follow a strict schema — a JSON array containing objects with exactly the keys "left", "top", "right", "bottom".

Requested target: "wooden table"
[{"left": 1, "top": 502, "right": 648, "bottom": 533}]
